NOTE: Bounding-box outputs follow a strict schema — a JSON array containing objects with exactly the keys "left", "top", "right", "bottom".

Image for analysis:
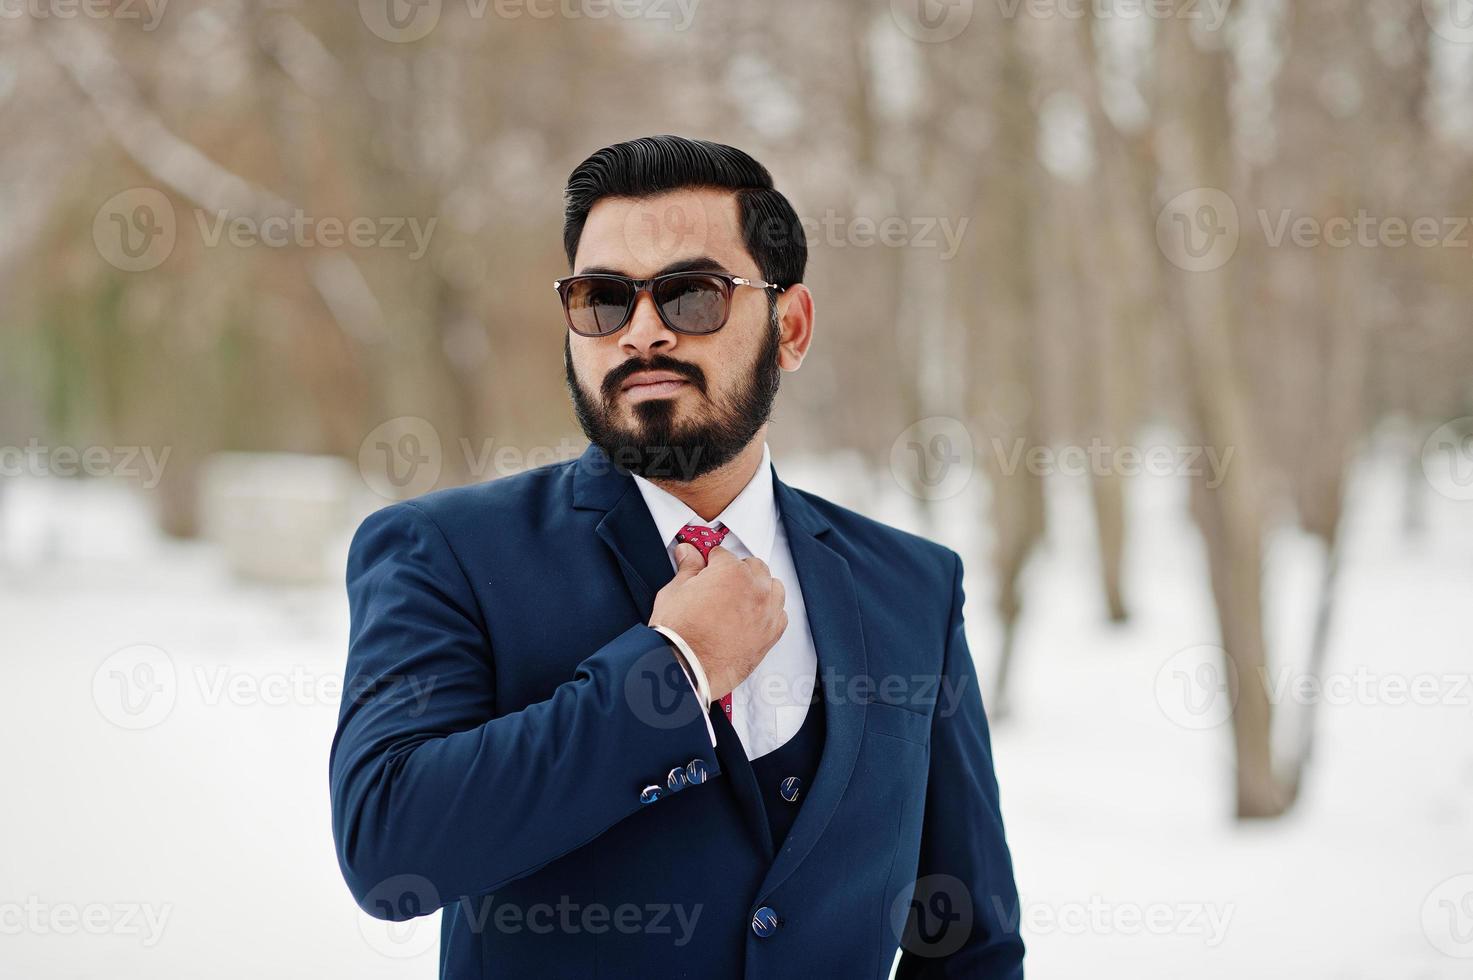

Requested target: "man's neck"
[{"left": 647, "top": 433, "right": 767, "bottom": 523}]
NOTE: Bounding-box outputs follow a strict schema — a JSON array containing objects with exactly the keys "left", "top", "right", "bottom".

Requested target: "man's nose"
[{"left": 619, "top": 291, "right": 677, "bottom": 356}]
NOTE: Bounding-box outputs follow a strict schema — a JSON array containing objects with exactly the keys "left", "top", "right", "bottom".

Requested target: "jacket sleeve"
[
  {"left": 896, "top": 552, "right": 1025, "bottom": 978},
  {"left": 328, "top": 500, "right": 719, "bottom": 920}
]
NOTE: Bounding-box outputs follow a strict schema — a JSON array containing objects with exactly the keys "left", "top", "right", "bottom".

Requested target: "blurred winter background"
[{"left": 3, "top": 0, "right": 1473, "bottom": 976}]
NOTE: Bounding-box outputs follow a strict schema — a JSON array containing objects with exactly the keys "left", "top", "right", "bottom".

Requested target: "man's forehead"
[{"left": 574, "top": 188, "right": 750, "bottom": 276}]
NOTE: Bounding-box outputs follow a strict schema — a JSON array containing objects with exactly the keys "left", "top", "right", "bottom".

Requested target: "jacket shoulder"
[
  {"left": 786, "top": 486, "right": 961, "bottom": 585},
  {"left": 354, "top": 456, "right": 580, "bottom": 541}
]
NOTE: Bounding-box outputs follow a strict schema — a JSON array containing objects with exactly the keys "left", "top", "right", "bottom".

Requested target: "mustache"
[{"left": 601, "top": 355, "right": 707, "bottom": 401}]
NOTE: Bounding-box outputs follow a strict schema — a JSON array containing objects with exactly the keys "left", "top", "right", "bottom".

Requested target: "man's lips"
[
  {"left": 620, "top": 371, "right": 692, "bottom": 401},
  {"left": 621, "top": 370, "right": 688, "bottom": 390}
]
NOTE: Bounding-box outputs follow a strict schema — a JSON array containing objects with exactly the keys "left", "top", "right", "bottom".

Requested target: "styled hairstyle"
[{"left": 562, "top": 135, "right": 807, "bottom": 289}]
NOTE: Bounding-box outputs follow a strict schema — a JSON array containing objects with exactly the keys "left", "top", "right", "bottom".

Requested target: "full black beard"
[{"left": 565, "top": 311, "right": 782, "bottom": 482}]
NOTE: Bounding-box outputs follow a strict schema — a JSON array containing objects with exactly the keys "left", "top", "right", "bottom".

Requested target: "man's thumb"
[{"left": 673, "top": 542, "right": 705, "bottom": 576}]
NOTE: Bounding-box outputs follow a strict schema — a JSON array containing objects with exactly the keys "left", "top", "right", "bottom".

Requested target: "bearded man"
[{"left": 329, "top": 135, "right": 1024, "bottom": 979}]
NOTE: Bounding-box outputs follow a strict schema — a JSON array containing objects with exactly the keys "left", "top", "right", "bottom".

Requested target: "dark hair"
[{"left": 562, "top": 135, "right": 806, "bottom": 289}]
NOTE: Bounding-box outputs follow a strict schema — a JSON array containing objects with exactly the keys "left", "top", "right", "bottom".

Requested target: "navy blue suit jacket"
[{"left": 330, "top": 444, "right": 1024, "bottom": 978}]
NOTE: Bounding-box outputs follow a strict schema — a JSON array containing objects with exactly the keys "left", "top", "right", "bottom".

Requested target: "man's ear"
[{"left": 775, "top": 284, "right": 815, "bottom": 371}]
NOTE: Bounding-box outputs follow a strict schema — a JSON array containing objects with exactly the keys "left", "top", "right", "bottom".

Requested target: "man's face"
[{"left": 564, "top": 188, "right": 782, "bottom": 481}]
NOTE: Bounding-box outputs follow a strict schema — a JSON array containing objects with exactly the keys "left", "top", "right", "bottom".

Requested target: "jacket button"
[
  {"left": 667, "top": 767, "right": 688, "bottom": 792},
  {"left": 751, "top": 906, "right": 779, "bottom": 937},
  {"left": 639, "top": 784, "right": 664, "bottom": 805},
  {"left": 779, "top": 776, "right": 802, "bottom": 803},
  {"left": 685, "top": 758, "right": 709, "bottom": 785}
]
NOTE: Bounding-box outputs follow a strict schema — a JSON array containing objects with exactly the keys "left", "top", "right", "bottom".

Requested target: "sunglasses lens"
[
  {"left": 654, "top": 274, "right": 730, "bottom": 334},
  {"left": 564, "top": 278, "right": 633, "bottom": 336}
]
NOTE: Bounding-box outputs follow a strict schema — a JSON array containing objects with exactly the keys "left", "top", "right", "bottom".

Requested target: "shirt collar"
[{"left": 631, "top": 442, "right": 777, "bottom": 564}]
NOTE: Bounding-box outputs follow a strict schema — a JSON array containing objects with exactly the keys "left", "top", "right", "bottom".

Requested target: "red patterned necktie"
[{"left": 674, "top": 522, "right": 734, "bottom": 723}]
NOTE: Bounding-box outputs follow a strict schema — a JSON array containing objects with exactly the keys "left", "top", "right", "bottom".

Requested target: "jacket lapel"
[
  {"left": 710, "top": 707, "right": 777, "bottom": 862},
  {"left": 572, "top": 444, "right": 676, "bottom": 621},
  {"left": 757, "top": 475, "right": 869, "bottom": 898}
]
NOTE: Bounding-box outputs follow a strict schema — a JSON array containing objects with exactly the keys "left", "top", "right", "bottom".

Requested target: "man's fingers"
[
  {"left": 704, "top": 544, "right": 738, "bottom": 565},
  {"left": 673, "top": 542, "right": 706, "bottom": 577}
]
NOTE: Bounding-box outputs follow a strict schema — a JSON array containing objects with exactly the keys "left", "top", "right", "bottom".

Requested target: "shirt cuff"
[{"left": 652, "top": 624, "right": 717, "bottom": 748}]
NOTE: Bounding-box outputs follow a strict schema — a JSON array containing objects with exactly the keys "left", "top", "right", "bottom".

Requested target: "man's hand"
[{"left": 649, "top": 543, "right": 787, "bottom": 700}]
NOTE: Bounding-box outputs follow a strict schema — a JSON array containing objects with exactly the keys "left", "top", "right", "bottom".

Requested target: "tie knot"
[{"left": 675, "top": 522, "right": 729, "bottom": 559}]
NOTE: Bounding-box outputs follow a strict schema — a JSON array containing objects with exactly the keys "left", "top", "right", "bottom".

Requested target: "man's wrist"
[
  {"left": 651, "top": 625, "right": 716, "bottom": 748},
  {"left": 651, "top": 624, "right": 710, "bottom": 711}
]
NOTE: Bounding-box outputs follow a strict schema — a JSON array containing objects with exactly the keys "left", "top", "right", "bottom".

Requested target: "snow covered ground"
[{"left": 2, "top": 438, "right": 1470, "bottom": 978}]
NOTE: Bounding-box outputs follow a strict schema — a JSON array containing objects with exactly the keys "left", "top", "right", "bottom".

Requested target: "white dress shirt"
[{"left": 635, "top": 443, "right": 819, "bottom": 761}]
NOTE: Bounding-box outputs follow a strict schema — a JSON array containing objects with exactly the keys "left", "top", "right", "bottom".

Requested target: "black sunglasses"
[{"left": 553, "top": 271, "right": 782, "bottom": 338}]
